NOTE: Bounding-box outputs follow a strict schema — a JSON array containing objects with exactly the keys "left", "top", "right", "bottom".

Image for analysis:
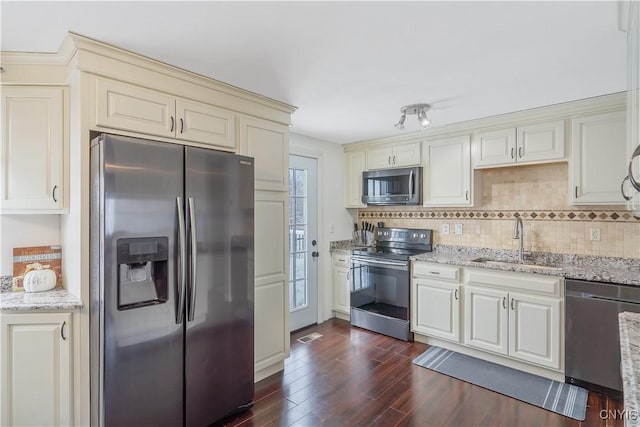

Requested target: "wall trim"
[{"left": 359, "top": 209, "right": 640, "bottom": 223}]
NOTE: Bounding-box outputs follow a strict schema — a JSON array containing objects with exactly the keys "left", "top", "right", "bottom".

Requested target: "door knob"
[
  {"left": 311, "top": 251, "right": 319, "bottom": 258},
  {"left": 312, "top": 240, "right": 317, "bottom": 246}
]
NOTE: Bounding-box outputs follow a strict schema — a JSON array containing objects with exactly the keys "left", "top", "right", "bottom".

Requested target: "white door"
[
  {"left": 289, "top": 155, "right": 318, "bottom": 331},
  {"left": 464, "top": 286, "right": 509, "bottom": 355},
  {"left": 413, "top": 280, "right": 460, "bottom": 342}
]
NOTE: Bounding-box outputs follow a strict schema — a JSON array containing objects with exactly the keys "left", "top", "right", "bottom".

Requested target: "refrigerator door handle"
[
  {"left": 187, "top": 197, "right": 198, "bottom": 322},
  {"left": 176, "top": 197, "right": 187, "bottom": 324}
]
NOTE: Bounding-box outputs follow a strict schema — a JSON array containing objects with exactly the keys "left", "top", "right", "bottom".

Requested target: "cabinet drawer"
[
  {"left": 413, "top": 262, "right": 460, "bottom": 282},
  {"left": 332, "top": 253, "right": 350, "bottom": 267},
  {"left": 465, "top": 268, "right": 561, "bottom": 297}
]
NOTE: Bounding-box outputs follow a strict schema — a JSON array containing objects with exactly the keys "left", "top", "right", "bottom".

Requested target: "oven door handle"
[{"left": 351, "top": 256, "right": 408, "bottom": 270}]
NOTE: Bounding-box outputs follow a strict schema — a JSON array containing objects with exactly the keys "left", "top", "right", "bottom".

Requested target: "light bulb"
[{"left": 418, "top": 110, "right": 431, "bottom": 128}]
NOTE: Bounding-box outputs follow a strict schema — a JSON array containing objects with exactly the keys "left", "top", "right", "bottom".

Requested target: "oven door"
[{"left": 350, "top": 256, "right": 409, "bottom": 321}]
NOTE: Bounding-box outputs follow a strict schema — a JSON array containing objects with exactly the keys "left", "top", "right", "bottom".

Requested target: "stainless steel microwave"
[{"left": 362, "top": 166, "right": 422, "bottom": 205}]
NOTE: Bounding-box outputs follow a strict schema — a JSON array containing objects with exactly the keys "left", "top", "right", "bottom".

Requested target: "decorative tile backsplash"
[{"left": 360, "top": 163, "right": 640, "bottom": 259}]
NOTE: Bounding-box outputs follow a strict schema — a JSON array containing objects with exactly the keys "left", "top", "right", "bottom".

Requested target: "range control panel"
[{"left": 375, "top": 227, "right": 432, "bottom": 245}]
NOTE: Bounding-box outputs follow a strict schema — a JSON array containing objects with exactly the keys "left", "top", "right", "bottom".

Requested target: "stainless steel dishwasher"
[{"left": 565, "top": 279, "right": 640, "bottom": 397}]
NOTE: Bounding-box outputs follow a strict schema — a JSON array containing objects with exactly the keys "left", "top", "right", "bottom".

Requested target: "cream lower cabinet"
[
  {"left": 1, "top": 86, "right": 66, "bottom": 212},
  {"left": 412, "top": 262, "right": 461, "bottom": 342},
  {"left": 1, "top": 312, "right": 72, "bottom": 427},
  {"left": 464, "top": 269, "right": 562, "bottom": 370},
  {"left": 332, "top": 252, "right": 351, "bottom": 315}
]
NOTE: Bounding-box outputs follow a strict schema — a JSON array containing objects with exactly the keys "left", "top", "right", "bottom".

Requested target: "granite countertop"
[
  {"left": 619, "top": 312, "right": 640, "bottom": 427},
  {"left": 329, "top": 240, "right": 370, "bottom": 253},
  {"left": 0, "top": 288, "right": 83, "bottom": 311},
  {"left": 411, "top": 245, "right": 640, "bottom": 286}
]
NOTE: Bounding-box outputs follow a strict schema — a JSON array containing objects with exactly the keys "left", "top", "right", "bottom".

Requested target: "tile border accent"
[{"left": 359, "top": 209, "right": 640, "bottom": 222}]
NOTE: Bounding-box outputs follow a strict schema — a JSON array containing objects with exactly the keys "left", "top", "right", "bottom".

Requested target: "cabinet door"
[
  {"left": 1, "top": 87, "right": 64, "bottom": 212},
  {"left": 508, "top": 293, "right": 561, "bottom": 369},
  {"left": 254, "top": 191, "right": 289, "bottom": 373},
  {"left": 1, "top": 312, "right": 72, "bottom": 427},
  {"left": 423, "top": 135, "right": 472, "bottom": 206},
  {"left": 344, "top": 151, "right": 366, "bottom": 208},
  {"left": 517, "top": 120, "right": 565, "bottom": 163},
  {"left": 472, "top": 128, "right": 517, "bottom": 168},
  {"left": 175, "top": 98, "right": 236, "bottom": 150},
  {"left": 464, "top": 286, "right": 509, "bottom": 355},
  {"left": 238, "top": 116, "right": 288, "bottom": 192},
  {"left": 570, "top": 111, "right": 627, "bottom": 204},
  {"left": 366, "top": 147, "right": 393, "bottom": 170},
  {"left": 392, "top": 142, "right": 421, "bottom": 167},
  {"left": 95, "top": 78, "right": 176, "bottom": 139},
  {"left": 413, "top": 280, "right": 460, "bottom": 342},
  {"left": 333, "top": 266, "right": 351, "bottom": 314}
]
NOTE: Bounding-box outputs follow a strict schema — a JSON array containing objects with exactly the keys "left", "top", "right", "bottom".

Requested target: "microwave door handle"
[{"left": 409, "top": 169, "right": 414, "bottom": 198}]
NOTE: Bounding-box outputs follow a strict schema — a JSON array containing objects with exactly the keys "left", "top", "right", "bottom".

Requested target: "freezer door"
[
  {"left": 185, "top": 147, "right": 255, "bottom": 426},
  {"left": 97, "top": 134, "right": 184, "bottom": 427}
]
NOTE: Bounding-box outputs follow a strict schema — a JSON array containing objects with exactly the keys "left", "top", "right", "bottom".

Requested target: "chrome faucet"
[{"left": 513, "top": 217, "right": 525, "bottom": 262}]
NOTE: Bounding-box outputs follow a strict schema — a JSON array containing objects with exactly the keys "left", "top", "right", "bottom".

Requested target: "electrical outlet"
[
  {"left": 454, "top": 224, "right": 463, "bottom": 235},
  {"left": 441, "top": 224, "right": 450, "bottom": 235},
  {"left": 590, "top": 228, "right": 601, "bottom": 241}
]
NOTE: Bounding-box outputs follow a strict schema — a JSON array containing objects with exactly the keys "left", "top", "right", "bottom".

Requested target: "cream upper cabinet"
[
  {"left": 1, "top": 312, "right": 72, "bottom": 427},
  {"left": 344, "top": 150, "right": 366, "bottom": 208},
  {"left": 473, "top": 120, "right": 565, "bottom": 168},
  {"left": 366, "top": 142, "right": 421, "bottom": 169},
  {"left": 423, "top": 135, "right": 473, "bottom": 206},
  {"left": 332, "top": 253, "right": 351, "bottom": 315},
  {"left": 238, "top": 115, "right": 288, "bottom": 192},
  {"left": 412, "top": 262, "right": 461, "bottom": 342},
  {"left": 1, "top": 86, "right": 66, "bottom": 213},
  {"left": 95, "top": 77, "right": 237, "bottom": 150},
  {"left": 570, "top": 110, "right": 627, "bottom": 205},
  {"left": 175, "top": 99, "right": 236, "bottom": 149}
]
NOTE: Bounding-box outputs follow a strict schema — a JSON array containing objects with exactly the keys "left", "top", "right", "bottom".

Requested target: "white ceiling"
[{"left": 0, "top": 1, "right": 628, "bottom": 144}]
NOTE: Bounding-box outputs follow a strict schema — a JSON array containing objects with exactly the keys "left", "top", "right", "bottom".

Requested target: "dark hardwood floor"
[{"left": 221, "top": 319, "right": 624, "bottom": 427}]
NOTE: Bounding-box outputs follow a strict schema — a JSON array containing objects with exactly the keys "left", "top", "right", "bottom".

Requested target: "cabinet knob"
[{"left": 52, "top": 185, "right": 58, "bottom": 203}]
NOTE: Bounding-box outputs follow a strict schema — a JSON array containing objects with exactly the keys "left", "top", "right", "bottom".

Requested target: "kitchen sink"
[{"left": 471, "top": 257, "right": 563, "bottom": 271}]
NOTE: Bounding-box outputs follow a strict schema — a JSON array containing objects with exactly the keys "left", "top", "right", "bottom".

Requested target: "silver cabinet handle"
[
  {"left": 511, "top": 298, "right": 515, "bottom": 310},
  {"left": 388, "top": 156, "right": 391, "bottom": 165},
  {"left": 60, "top": 321, "right": 66, "bottom": 340},
  {"left": 502, "top": 297, "right": 507, "bottom": 309},
  {"left": 176, "top": 197, "right": 186, "bottom": 324},
  {"left": 337, "top": 258, "right": 347, "bottom": 263},
  {"left": 52, "top": 185, "right": 58, "bottom": 203},
  {"left": 180, "top": 118, "right": 184, "bottom": 134},
  {"left": 187, "top": 197, "right": 197, "bottom": 322},
  {"left": 465, "top": 190, "right": 469, "bottom": 201},
  {"left": 429, "top": 271, "right": 440, "bottom": 275},
  {"left": 393, "top": 155, "right": 396, "bottom": 165},
  {"left": 575, "top": 186, "right": 578, "bottom": 199},
  {"left": 170, "top": 116, "right": 175, "bottom": 132},
  {"left": 454, "top": 289, "right": 459, "bottom": 300},
  {"left": 347, "top": 271, "right": 350, "bottom": 281},
  {"left": 518, "top": 146, "right": 523, "bottom": 158},
  {"left": 511, "top": 147, "right": 514, "bottom": 159},
  {"left": 409, "top": 169, "right": 414, "bottom": 198}
]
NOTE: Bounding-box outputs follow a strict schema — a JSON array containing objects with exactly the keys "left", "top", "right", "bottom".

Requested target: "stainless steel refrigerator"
[{"left": 89, "top": 133, "right": 254, "bottom": 426}]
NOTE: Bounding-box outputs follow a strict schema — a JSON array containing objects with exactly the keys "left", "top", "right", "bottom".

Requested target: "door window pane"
[{"left": 289, "top": 167, "right": 309, "bottom": 312}]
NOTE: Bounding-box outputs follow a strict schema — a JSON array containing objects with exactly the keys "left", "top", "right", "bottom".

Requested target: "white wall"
[
  {"left": 0, "top": 215, "right": 61, "bottom": 276},
  {"left": 289, "top": 132, "right": 354, "bottom": 322}
]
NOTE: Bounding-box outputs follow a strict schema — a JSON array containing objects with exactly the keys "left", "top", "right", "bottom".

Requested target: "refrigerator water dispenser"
[{"left": 116, "top": 237, "right": 169, "bottom": 310}]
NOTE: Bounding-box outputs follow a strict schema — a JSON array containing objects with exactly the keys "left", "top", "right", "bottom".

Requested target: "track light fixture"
[{"left": 394, "top": 104, "right": 432, "bottom": 130}]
